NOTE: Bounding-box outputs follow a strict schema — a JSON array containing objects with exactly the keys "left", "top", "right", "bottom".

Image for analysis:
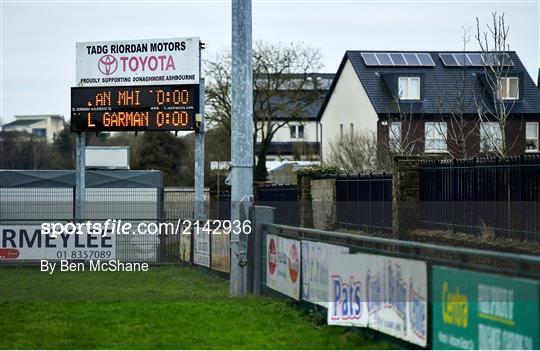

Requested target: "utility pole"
[
  {"left": 194, "top": 42, "right": 206, "bottom": 220},
  {"left": 75, "top": 132, "right": 86, "bottom": 220},
  {"left": 230, "top": 0, "right": 253, "bottom": 296}
]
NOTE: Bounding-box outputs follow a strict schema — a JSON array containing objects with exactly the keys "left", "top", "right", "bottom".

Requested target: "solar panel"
[
  {"left": 376, "top": 53, "right": 393, "bottom": 65},
  {"left": 361, "top": 53, "right": 379, "bottom": 66},
  {"left": 439, "top": 53, "right": 458, "bottom": 66},
  {"left": 417, "top": 53, "right": 435, "bottom": 66},
  {"left": 389, "top": 53, "right": 406, "bottom": 65},
  {"left": 439, "top": 53, "right": 514, "bottom": 67},
  {"left": 467, "top": 53, "right": 483, "bottom": 65},
  {"left": 453, "top": 53, "right": 468, "bottom": 66},
  {"left": 403, "top": 53, "right": 420, "bottom": 65},
  {"left": 361, "top": 52, "right": 436, "bottom": 66}
]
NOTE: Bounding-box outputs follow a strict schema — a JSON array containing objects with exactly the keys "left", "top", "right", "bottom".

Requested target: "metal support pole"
[
  {"left": 194, "top": 43, "right": 206, "bottom": 220},
  {"left": 230, "top": 0, "right": 253, "bottom": 296},
  {"left": 249, "top": 206, "right": 274, "bottom": 295},
  {"left": 75, "top": 131, "right": 86, "bottom": 220}
]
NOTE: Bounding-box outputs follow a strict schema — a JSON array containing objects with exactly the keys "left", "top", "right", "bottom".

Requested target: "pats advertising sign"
[
  {"left": 0, "top": 225, "right": 116, "bottom": 260},
  {"left": 432, "top": 266, "right": 539, "bottom": 350},
  {"left": 266, "top": 235, "right": 300, "bottom": 300},
  {"left": 327, "top": 254, "right": 428, "bottom": 347},
  {"left": 76, "top": 37, "right": 199, "bottom": 87},
  {"left": 301, "top": 240, "right": 349, "bottom": 307}
]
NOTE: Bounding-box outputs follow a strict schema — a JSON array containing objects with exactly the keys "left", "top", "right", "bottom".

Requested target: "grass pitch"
[{"left": 0, "top": 266, "right": 387, "bottom": 349}]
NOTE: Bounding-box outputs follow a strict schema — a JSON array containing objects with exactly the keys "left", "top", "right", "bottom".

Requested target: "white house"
[
  {"left": 255, "top": 73, "right": 333, "bottom": 164},
  {"left": 2, "top": 115, "right": 65, "bottom": 143}
]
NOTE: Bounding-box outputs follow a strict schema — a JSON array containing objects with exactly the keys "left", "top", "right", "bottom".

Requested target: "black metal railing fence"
[{"left": 419, "top": 155, "right": 540, "bottom": 241}]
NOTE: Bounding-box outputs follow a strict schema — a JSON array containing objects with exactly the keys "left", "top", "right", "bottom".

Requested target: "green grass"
[{"left": 0, "top": 266, "right": 388, "bottom": 349}]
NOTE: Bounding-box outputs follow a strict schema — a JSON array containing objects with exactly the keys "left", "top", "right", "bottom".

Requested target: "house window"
[
  {"left": 398, "top": 77, "right": 421, "bottom": 100},
  {"left": 499, "top": 77, "right": 519, "bottom": 100},
  {"left": 480, "top": 122, "right": 503, "bottom": 152},
  {"left": 32, "top": 128, "right": 47, "bottom": 138},
  {"left": 425, "top": 122, "right": 447, "bottom": 152},
  {"left": 389, "top": 122, "right": 402, "bottom": 152},
  {"left": 290, "top": 125, "right": 304, "bottom": 139},
  {"left": 526, "top": 122, "right": 539, "bottom": 152}
]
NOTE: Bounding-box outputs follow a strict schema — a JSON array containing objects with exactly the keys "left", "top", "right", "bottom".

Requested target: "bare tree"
[
  {"left": 475, "top": 12, "right": 519, "bottom": 156},
  {"left": 379, "top": 97, "right": 423, "bottom": 167},
  {"left": 433, "top": 27, "right": 479, "bottom": 158},
  {"left": 327, "top": 130, "right": 379, "bottom": 173},
  {"left": 205, "top": 40, "right": 324, "bottom": 181}
]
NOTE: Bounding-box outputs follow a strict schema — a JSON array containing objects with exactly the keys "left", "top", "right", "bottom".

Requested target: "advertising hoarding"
[
  {"left": 266, "top": 234, "right": 301, "bottom": 300},
  {"left": 0, "top": 225, "right": 116, "bottom": 260},
  {"left": 76, "top": 37, "right": 199, "bottom": 87},
  {"left": 301, "top": 240, "right": 349, "bottom": 306},
  {"left": 193, "top": 227, "right": 210, "bottom": 267},
  {"left": 327, "top": 253, "right": 427, "bottom": 347},
  {"left": 432, "top": 266, "right": 540, "bottom": 350}
]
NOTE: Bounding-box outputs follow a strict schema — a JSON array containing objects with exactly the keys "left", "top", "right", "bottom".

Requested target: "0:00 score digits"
[{"left": 155, "top": 89, "right": 189, "bottom": 105}]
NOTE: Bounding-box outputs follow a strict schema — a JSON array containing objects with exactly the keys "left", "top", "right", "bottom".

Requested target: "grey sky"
[{"left": 1, "top": 0, "right": 538, "bottom": 124}]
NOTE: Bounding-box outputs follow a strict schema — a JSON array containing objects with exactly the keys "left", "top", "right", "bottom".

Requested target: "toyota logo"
[{"left": 98, "top": 54, "right": 118, "bottom": 75}]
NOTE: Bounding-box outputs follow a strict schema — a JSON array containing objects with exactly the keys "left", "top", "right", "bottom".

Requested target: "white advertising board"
[
  {"left": 0, "top": 225, "right": 116, "bottom": 260},
  {"left": 327, "top": 253, "right": 428, "bottom": 347},
  {"left": 193, "top": 227, "right": 210, "bottom": 267},
  {"left": 301, "top": 240, "right": 349, "bottom": 306},
  {"left": 266, "top": 234, "right": 300, "bottom": 300},
  {"left": 76, "top": 37, "right": 199, "bottom": 87}
]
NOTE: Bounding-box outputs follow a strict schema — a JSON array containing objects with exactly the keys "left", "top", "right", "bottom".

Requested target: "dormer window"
[
  {"left": 398, "top": 77, "right": 421, "bottom": 100},
  {"left": 499, "top": 77, "right": 519, "bottom": 100}
]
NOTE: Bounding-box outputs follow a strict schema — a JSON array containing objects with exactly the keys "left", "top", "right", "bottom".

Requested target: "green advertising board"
[{"left": 432, "top": 266, "right": 539, "bottom": 350}]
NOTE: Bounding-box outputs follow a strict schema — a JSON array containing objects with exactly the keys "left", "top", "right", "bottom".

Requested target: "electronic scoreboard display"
[{"left": 71, "top": 85, "right": 199, "bottom": 132}]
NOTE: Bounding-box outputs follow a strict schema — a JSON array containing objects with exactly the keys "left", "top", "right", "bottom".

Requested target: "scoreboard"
[{"left": 71, "top": 85, "right": 199, "bottom": 132}]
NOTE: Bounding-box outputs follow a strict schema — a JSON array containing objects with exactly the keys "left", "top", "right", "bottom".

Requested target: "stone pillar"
[
  {"left": 311, "top": 178, "right": 337, "bottom": 230},
  {"left": 298, "top": 174, "right": 314, "bottom": 228},
  {"left": 392, "top": 156, "right": 422, "bottom": 240}
]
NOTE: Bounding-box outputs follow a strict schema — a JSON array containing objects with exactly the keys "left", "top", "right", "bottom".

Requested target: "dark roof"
[
  {"left": 255, "top": 92, "right": 329, "bottom": 120},
  {"left": 318, "top": 51, "right": 540, "bottom": 118},
  {"left": 255, "top": 73, "right": 334, "bottom": 120},
  {"left": 3, "top": 119, "right": 42, "bottom": 127},
  {"left": 255, "top": 142, "right": 320, "bottom": 155}
]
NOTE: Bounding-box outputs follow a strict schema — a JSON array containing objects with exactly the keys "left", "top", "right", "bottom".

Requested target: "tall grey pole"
[
  {"left": 230, "top": 0, "right": 253, "bottom": 296},
  {"left": 194, "top": 42, "right": 206, "bottom": 220},
  {"left": 75, "top": 131, "right": 86, "bottom": 220}
]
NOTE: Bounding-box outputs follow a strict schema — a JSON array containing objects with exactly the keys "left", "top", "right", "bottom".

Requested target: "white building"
[
  {"left": 2, "top": 115, "right": 65, "bottom": 143},
  {"left": 255, "top": 73, "right": 333, "bottom": 164}
]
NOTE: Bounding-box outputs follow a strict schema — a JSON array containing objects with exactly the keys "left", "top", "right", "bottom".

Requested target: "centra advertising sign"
[
  {"left": 432, "top": 266, "right": 540, "bottom": 350},
  {"left": 76, "top": 37, "right": 200, "bottom": 87}
]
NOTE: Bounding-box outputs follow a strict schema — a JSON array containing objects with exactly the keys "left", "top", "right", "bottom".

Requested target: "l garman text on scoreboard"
[{"left": 71, "top": 85, "right": 199, "bottom": 131}]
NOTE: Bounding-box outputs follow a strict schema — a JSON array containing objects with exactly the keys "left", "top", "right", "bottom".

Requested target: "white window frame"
[
  {"left": 499, "top": 77, "right": 519, "bottom": 100},
  {"left": 525, "top": 122, "right": 539, "bottom": 152},
  {"left": 289, "top": 124, "right": 304, "bottom": 140},
  {"left": 389, "top": 122, "right": 402, "bottom": 152},
  {"left": 398, "top": 76, "right": 421, "bottom": 100},
  {"left": 424, "top": 122, "right": 447, "bottom": 152},
  {"left": 480, "top": 122, "right": 503, "bottom": 153}
]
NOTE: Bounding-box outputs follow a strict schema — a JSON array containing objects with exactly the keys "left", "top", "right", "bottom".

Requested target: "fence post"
[
  {"left": 249, "top": 205, "right": 274, "bottom": 295},
  {"left": 298, "top": 173, "right": 314, "bottom": 228},
  {"left": 392, "top": 156, "right": 422, "bottom": 240}
]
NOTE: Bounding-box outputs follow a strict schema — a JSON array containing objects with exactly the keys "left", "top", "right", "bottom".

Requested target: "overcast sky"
[{"left": 1, "top": 0, "right": 538, "bottom": 124}]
